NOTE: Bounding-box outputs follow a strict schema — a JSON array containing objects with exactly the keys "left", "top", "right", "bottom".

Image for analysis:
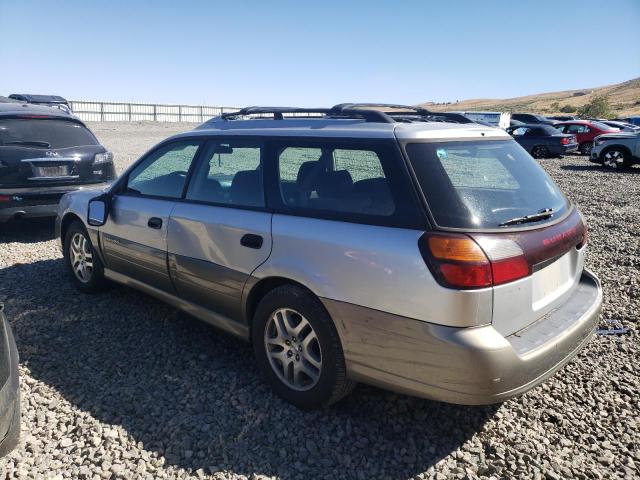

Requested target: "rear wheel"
[
  {"left": 252, "top": 285, "right": 355, "bottom": 409},
  {"left": 601, "top": 147, "right": 631, "bottom": 169},
  {"left": 64, "top": 221, "right": 108, "bottom": 293},
  {"left": 531, "top": 145, "right": 549, "bottom": 159},
  {"left": 579, "top": 142, "right": 593, "bottom": 155}
]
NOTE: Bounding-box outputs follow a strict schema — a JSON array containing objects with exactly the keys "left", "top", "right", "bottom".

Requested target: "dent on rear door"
[{"left": 167, "top": 203, "right": 272, "bottom": 322}]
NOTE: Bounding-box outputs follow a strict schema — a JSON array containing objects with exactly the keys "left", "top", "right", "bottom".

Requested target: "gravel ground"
[{"left": 0, "top": 122, "right": 638, "bottom": 479}]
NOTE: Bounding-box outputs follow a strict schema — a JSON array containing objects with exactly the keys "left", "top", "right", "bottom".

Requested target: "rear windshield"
[
  {"left": 590, "top": 121, "right": 618, "bottom": 131},
  {"left": 0, "top": 119, "right": 98, "bottom": 149},
  {"left": 406, "top": 140, "right": 569, "bottom": 229}
]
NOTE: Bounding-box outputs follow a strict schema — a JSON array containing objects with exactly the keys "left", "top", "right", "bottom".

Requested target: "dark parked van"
[{"left": 0, "top": 103, "right": 115, "bottom": 223}]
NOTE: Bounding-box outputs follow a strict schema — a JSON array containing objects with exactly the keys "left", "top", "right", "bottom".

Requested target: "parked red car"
[{"left": 554, "top": 120, "right": 619, "bottom": 155}]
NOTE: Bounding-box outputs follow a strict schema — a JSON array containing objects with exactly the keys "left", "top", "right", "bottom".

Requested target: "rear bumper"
[
  {"left": 0, "top": 183, "right": 109, "bottom": 222},
  {"left": 324, "top": 269, "right": 602, "bottom": 405},
  {"left": 0, "top": 306, "right": 20, "bottom": 457},
  {"left": 562, "top": 143, "right": 579, "bottom": 154}
]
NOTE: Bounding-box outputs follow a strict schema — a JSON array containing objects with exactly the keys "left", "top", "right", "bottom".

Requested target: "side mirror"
[{"left": 88, "top": 196, "right": 109, "bottom": 226}]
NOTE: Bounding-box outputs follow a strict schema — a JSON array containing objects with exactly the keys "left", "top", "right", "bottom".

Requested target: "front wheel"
[
  {"left": 601, "top": 147, "right": 631, "bottom": 169},
  {"left": 252, "top": 285, "right": 355, "bottom": 409},
  {"left": 63, "top": 221, "right": 108, "bottom": 293}
]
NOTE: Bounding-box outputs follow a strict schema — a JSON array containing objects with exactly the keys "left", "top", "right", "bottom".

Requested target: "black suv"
[{"left": 0, "top": 103, "right": 115, "bottom": 223}]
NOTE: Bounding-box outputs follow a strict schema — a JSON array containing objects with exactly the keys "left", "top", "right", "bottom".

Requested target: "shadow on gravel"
[
  {"left": 561, "top": 164, "right": 640, "bottom": 174},
  {"left": 0, "top": 218, "right": 56, "bottom": 244},
  {"left": 1, "top": 259, "right": 498, "bottom": 479}
]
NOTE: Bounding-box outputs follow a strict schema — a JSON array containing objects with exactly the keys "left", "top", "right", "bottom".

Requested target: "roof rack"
[{"left": 217, "top": 103, "right": 475, "bottom": 125}]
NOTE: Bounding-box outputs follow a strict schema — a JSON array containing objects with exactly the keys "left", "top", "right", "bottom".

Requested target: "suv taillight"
[{"left": 419, "top": 233, "right": 531, "bottom": 289}]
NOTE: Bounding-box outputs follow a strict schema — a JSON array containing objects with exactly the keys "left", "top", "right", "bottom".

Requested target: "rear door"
[
  {"left": 167, "top": 139, "right": 272, "bottom": 322},
  {"left": 100, "top": 139, "right": 203, "bottom": 292},
  {"left": 0, "top": 117, "right": 111, "bottom": 188}
]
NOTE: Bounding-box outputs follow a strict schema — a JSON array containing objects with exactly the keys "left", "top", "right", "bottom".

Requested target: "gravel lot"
[{"left": 0, "top": 122, "right": 638, "bottom": 479}]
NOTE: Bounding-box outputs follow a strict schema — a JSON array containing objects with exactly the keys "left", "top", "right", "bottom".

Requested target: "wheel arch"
[
  {"left": 60, "top": 212, "right": 84, "bottom": 245},
  {"left": 601, "top": 144, "right": 632, "bottom": 159},
  {"left": 244, "top": 276, "right": 318, "bottom": 327}
]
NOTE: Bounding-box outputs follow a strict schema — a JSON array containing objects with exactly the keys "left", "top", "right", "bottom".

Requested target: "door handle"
[
  {"left": 240, "top": 233, "right": 263, "bottom": 249},
  {"left": 147, "top": 217, "right": 163, "bottom": 229}
]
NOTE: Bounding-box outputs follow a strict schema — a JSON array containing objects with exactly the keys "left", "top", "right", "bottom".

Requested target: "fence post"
[
  {"left": 199, "top": 106, "right": 203, "bottom": 123},
  {"left": 100, "top": 102, "right": 104, "bottom": 122},
  {"left": 128, "top": 103, "right": 132, "bottom": 121},
  {"left": 153, "top": 105, "right": 157, "bottom": 122},
  {"left": 178, "top": 105, "right": 182, "bottom": 123}
]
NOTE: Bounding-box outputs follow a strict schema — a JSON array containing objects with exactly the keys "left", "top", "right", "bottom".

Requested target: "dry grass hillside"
[{"left": 421, "top": 77, "right": 640, "bottom": 117}]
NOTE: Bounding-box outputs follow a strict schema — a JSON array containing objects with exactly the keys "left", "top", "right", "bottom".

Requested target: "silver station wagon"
[{"left": 56, "top": 104, "right": 603, "bottom": 409}]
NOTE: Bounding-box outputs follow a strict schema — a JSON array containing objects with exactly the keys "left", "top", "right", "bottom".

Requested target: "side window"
[
  {"left": 277, "top": 145, "right": 395, "bottom": 216},
  {"left": 186, "top": 141, "right": 264, "bottom": 207},
  {"left": 512, "top": 127, "right": 528, "bottom": 136},
  {"left": 554, "top": 125, "right": 566, "bottom": 133},
  {"left": 333, "top": 149, "right": 385, "bottom": 181},
  {"left": 567, "top": 124, "right": 586, "bottom": 134},
  {"left": 525, "top": 128, "right": 543, "bottom": 137},
  {"left": 126, "top": 141, "right": 201, "bottom": 198}
]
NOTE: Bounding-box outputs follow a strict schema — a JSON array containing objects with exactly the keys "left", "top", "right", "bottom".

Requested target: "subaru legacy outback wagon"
[{"left": 56, "top": 104, "right": 602, "bottom": 409}]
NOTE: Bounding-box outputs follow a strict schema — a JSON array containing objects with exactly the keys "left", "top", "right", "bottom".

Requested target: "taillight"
[
  {"left": 0, "top": 195, "right": 11, "bottom": 202},
  {"left": 419, "top": 233, "right": 531, "bottom": 289},
  {"left": 561, "top": 137, "right": 570, "bottom": 145}
]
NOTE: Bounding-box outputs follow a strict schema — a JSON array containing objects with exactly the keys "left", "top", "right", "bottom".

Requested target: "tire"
[
  {"left": 530, "top": 145, "right": 549, "bottom": 159},
  {"left": 63, "top": 220, "right": 109, "bottom": 293},
  {"left": 601, "top": 147, "right": 632, "bottom": 169},
  {"left": 579, "top": 142, "right": 593, "bottom": 156},
  {"left": 252, "top": 285, "right": 355, "bottom": 409}
]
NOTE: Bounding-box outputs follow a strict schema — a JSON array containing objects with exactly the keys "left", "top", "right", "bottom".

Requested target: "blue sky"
[{"left": 1, "top": 0, "right": 639, "bottom": 106}]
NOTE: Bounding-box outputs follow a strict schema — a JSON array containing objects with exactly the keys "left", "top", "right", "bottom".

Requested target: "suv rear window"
[
  {"left": 406, "top": 140, "right": 569, "bottom": 229},
  {"left": 0, "top": 119, "right": 98, "bottom": 149}
]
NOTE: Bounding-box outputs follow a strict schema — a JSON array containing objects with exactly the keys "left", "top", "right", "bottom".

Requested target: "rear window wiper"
[
  {"left": 499, "top": 208, "right": 554, "bottom": 227},
  {"left": 3, "top": 140, "right": 52, "bottom": 148}
]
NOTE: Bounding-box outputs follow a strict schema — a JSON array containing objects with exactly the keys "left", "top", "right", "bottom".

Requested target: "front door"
[
  {"left": 100, "top": 140, "right": 203, "bottom": 292},
  {"left": 167, "top": 139, "right": 272, "bottom": 322}
]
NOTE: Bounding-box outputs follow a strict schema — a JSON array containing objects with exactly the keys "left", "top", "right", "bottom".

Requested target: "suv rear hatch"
[
  {"left": 0, "top": 116, "right": 114, "bottom": 188},
  {"left": 406, "top": 138, "right": 587, "bottom": 336}
]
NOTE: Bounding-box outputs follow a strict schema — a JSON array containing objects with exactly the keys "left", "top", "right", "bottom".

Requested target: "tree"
[
  {"left": 577, "top": 95, "right": 611, "bottom": 118},
  {"left": 560, "top": 104, "right": 576, "bottom": 113}
]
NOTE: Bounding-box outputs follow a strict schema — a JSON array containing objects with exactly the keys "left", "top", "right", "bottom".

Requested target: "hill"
[{"left": 420, "top": 77, "right": 640, "bottom": 117}]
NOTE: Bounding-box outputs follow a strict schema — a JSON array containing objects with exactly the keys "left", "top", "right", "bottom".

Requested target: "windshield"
[
  {"left": 406, "top": 140, "right": 569, "bottom": 229},
  {"left": 0, "top": 119, "right": 98, "bottom": 148}
]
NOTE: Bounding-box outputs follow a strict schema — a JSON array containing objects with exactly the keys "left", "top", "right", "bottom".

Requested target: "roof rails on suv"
[{"left": 219, "top": 103, "right": 474, "bottom": 125}]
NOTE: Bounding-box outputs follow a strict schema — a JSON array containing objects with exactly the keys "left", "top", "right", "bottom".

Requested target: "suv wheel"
[
  {"left": 579, "top": 142, "right": 593, "bottom": 155},
  {"left": 252, "top": 285, "right": 355, "bottom": 409},
  {"left": 531, "top": 145, "right": 548, "bottom": 159},
  {"left": 602, "top": 147, "right": 631, "bottom": 169},
  {"left": 64, "top": 220, "right": 108, "bottom": 293}
]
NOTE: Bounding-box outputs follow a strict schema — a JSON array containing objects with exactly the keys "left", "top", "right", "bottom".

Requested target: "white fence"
[{"left": 69, "top": 100, "right": 241, "bottom": 123}]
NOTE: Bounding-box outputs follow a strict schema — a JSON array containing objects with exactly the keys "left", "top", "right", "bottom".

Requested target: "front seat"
[{"left": 230, "top": 170, "right": 263, "bottom": 207}]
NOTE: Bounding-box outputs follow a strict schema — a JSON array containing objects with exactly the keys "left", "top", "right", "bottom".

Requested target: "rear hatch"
[
  {"left": 406, "top": 138, "right": 587, "bottom": 336},
  {"left": 0, "top": 117, "right": 114, "bottom": 188}
]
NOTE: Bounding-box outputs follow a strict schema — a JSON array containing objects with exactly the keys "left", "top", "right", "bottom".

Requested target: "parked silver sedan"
[{"left": 56, "top": 104, "right": 602, "bottom": 409}]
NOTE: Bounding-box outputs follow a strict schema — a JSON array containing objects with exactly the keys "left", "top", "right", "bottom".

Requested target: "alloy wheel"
[
  {"left": 264, "top": 308, "right": 322, "bottom": 391},
  {"left": 603, "top": 150, "right": 624, "bottom": 169},
  {"left": 69, "top": 232, "right": 93, "bottom": 283}
]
